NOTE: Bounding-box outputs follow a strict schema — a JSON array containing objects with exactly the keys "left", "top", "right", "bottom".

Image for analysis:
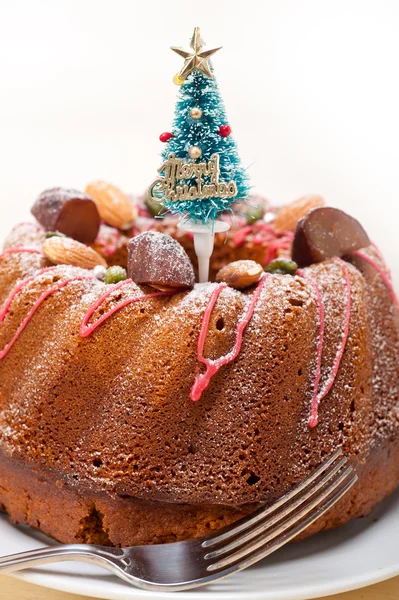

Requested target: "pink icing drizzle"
[
  {"left": 79, "top": 280, "right": 176, "bottom": 337},
  {"left": 296, "top": 270, "right": 325, "bottom": 429},
  {"left": 352, "top": 249, "right": 398, "bottom": 305},
  {"left": 0, "top": 270, "right": 93, "bottom": 360},
  {"left": 0, "top": 267, "right": 58, "bottom": 325},
  {"left": 298, "top": 258, "right": 352, "bottom": 428},
  {"left": 10, "top": 222, "right": 44, "bottom": 233},
  {"left": 0, "top": 247, "right": 43, "bottom": 260},
  {"left": 0, "top": 267, "right": 178, "bottom": 360},
  {"left": 190, "top": 275, "right": 269, "bottom": 402},
  {"left": 316, "top": 259, "right": 352, "bottom": 405}
]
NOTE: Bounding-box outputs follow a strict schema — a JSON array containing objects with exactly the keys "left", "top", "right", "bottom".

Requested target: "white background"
[{"left": 0, "top": 0, "right": 398, "bottom": 281}]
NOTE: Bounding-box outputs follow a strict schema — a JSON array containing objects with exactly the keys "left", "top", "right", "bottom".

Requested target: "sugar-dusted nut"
[
  {"left": 128, "top": 231, "right": 195, "bottom": 290},
  {"left": 31, "top": 188, "right": 101, "bottom": 243},
  {"left": 85, "top": 181, "right": 137, "bottom": 230},
  {"left": 274, "top": 194, "right": 326, "bottom": 233},
  {"left": 43, "top": 236, "right": 107, "bottom": 270},
  {"left": 103, "top": 266, "right": 127, "bottom": 285},
  {"left": 93, "top": 265, "right": 107, "bottom": 280},
  {"left": 216, "top": 260, "right": 263, "bottom": 290},
  {"left": 292, "top": 207, "right": 370, "bottom": 267}
]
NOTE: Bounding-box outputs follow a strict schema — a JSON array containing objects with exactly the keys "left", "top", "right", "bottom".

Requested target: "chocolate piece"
[
  {"left": 292, "top": 207, "right": 370, "bottom": 267},
  {"left": 128, "top": 231, "right": 195, "bottom": 290},
  {"left": 32, "top": 188, "right": 100, "bottom": 243}
]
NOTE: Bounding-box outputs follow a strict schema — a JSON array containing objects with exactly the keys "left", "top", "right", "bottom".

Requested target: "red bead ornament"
[
  {"left": 159, "top": 132, "right": 174, "bottom": 143},
  {"left": 219, "top": 124, "right": 231, "bottom": 138}
]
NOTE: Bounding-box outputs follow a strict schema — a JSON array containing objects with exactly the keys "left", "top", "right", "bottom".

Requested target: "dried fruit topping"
[
  {"left": 264, "top": 258, "right": 298, "bottom": 275},
  {"left": 274, "top": 194, "right": 326, "bottom": 233},
  {"left": 85, "top": 181, "right": 137, "bottom": 230},
  {"left": 32, "top": 188, "right": 101, "bottom": 243},
  {"left": 232, "top": 196, "right": 269, "bottom": 224},
  {"left": 245, "top": 204, "right": 265, "bottom": 223},
  {"left": 128, "top": 231, "right": 195, "bottom": 291},
  {"left": 43, "top": 236, "right": 107, "bottom": 270},
  {"left": 216, "top": 260, "right": 263, "bottom": 289},
  {"left": 104, "top": 266, "right": 127, "bottom": 285},
  {"left": 45, "top": 231, "right": 67, "bottom": 239},
  {"left": 145, "top": 187, "right": 164, "bottom": 217},
  {"left": 292, "top": 207, "right": 370, "bottom": 268}
]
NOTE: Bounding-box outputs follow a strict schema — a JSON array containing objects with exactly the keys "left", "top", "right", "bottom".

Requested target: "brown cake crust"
[
  {"left": 0, "top": 220, "right": 398, "bottom": 546},
  {"left": 1, "top": 439, "right": 399, "bottom": 546}
]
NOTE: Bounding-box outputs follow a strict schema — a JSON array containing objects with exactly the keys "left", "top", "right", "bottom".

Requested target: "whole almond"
[
  {"left": 274, "top": 194, "right": 326, "bottom": 233},
  {"left": 43, "top": 236, "right": 107, "bottom": 269},
  {"left": 216, "top": 260, "right": 263, "bottom": 290},
  {"left": 85, "top": 181, "right": 137, "bottom": 230}
]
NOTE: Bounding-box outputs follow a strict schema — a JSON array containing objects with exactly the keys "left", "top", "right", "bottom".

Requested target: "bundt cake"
[{"left": 0, "top": 186, "right": 398, "bottom": 548}]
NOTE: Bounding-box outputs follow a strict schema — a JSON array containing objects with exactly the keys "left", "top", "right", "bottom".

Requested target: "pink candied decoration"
[
  {"left": 80, "top": 280, "right": 176, "bottom": 337},
  {"left": 0, "top": 247, "right": 43, "bottom": 260},
  {"left": 233, "top": 221, "right": 293, "bottom": 265},
  {"left": 0, "top": 269, "right": 93, "bottom": 360},
  {"left": 352, "top": 249, "right": 398, "bottom": 305},
  {"left": 190, "top": 274, "right": 269, "bottom": 402},
  {"left": 298, "top": 258, "right": 352, "bottom": 428},
  {"left": 233, "top": 225, "right": 253, "bottom": 246},
  {"left": 95, "top": 226, "right": 120, "bottom": 257}
]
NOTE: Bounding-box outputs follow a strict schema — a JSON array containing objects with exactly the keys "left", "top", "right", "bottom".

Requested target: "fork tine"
[
  {"left": 202, "top": 448, "right": 343, "bottom": 549},
  {"left": 207, "top": 470, "right": 357, "bottom": 575},
  {"left": 206, "top": 465, "right": 356, "bottom": 572},
  {"left": 204, "top": 455, "right": 349, "bottom": 560}
]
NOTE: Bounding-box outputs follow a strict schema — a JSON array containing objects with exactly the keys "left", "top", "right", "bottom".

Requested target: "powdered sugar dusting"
[{"left": 0, "top": 247, "right": 43, "bottom": 261}]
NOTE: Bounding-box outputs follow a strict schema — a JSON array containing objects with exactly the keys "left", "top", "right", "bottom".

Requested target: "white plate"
[{"left": 1, "top": 488, "right": 399, "bottom": 600}]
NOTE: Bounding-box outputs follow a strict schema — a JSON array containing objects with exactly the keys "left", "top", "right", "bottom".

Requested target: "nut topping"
[
  {"left": 216, "top": 260, "right": 263, "bottom": 289},
  {"left": 43, "top": 236, "right": 107, "bottom": 270}
]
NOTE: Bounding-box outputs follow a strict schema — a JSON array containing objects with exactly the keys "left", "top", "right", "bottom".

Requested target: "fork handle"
[{"left": 0, "top": 544, "right": 123, "bottom": 574}]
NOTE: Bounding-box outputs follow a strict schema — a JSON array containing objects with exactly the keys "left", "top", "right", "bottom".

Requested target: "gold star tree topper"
[{"left": 171, "top": 27, "right": 221, "bottom": 83}]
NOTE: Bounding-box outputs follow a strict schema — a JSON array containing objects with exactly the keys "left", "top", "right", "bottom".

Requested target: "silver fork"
[{"left": 0, "top": 449, "right": 356, "bottom": 592}]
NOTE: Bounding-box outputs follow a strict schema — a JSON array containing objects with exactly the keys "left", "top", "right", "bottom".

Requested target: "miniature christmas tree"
[{"left": 150, "top": 27, "right": 250, "bottom": 225}]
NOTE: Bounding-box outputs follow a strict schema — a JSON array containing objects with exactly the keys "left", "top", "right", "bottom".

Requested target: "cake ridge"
[
  {"left": 316, "top": 259, "right": 352, "bottom": 403},
  {"left": 0, "top": 246, "right": 43, "bottom": 260},
  {"left": 298, "top": 258, "right": 352, "bottom": 428},
  {"left": 353, "top": 250, "right": 398, "bottom": 305},
  {"left": 80, "top": 280, "right": 177, "bottom": 338},
  {"left": 191, "top": 274, "right": 270, "bottom": 402},
  {"left": 0, "top": 267, "right": 94, "bottom": 360},
  {"left": 296, "top": 270, "right": 325, "bottom": 429}
]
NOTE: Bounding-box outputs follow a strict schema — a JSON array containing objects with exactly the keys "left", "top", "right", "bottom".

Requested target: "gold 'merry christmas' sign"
[{"left": 150, "top": 152, "right": 238, "bottom": 203}]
